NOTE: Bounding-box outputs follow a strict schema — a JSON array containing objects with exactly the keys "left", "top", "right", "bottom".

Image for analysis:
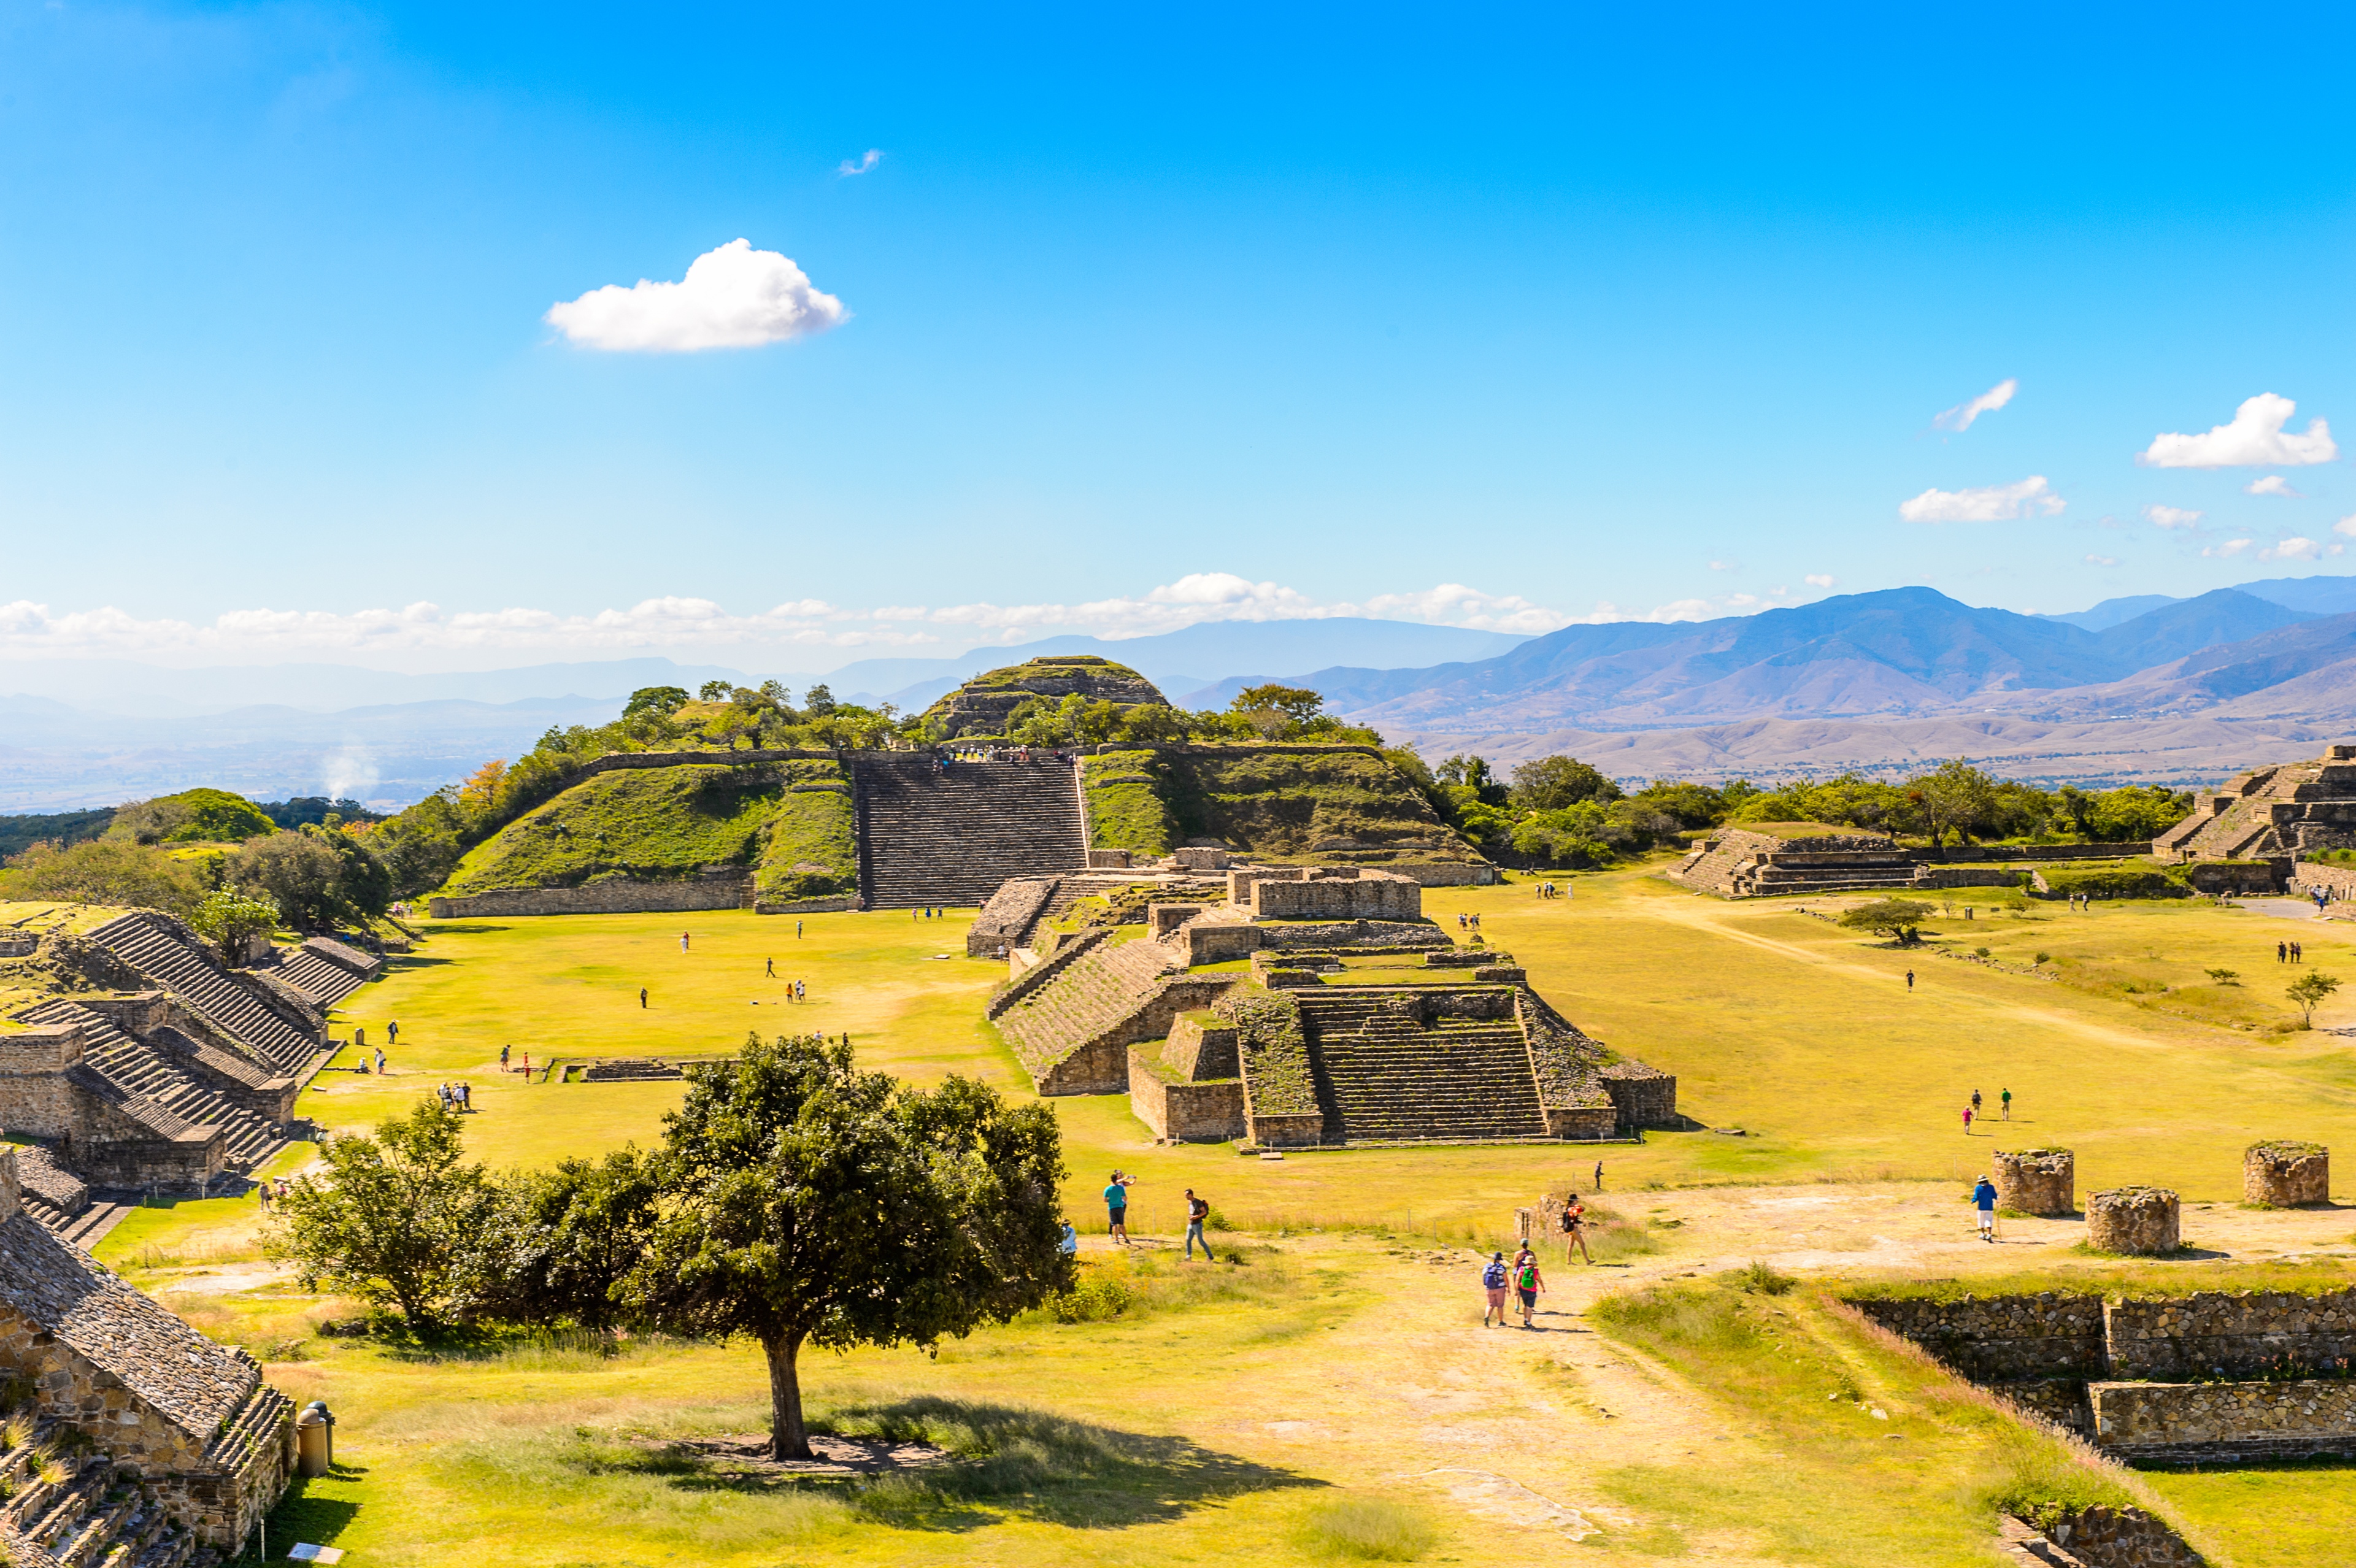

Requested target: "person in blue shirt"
[
  {"left": 1057, "top": 1221, "right": 1078, "bottom": 1258},
  {"left": 1104, "top": 1170, "right": 1134, "bottom": 1246},
  {"left": 1973, "top": 1175, "right": 1999, "bottom": 1242}
]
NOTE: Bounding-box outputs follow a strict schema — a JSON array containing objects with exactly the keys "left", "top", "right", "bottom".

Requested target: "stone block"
[
  {"left": 1172, "top": 847, "right": 1232, "bottom": 870},
  {"left": 1087, "top": 849, "right": 1134, "bottom": 869},
  {"left": 1127, "top": 1048, "right": 1245, "bottom": 1142},
  {"left": 1250, "top": 871, "right": 1422, "bottom": 922},
  {"left": 1247, "top": 1110, "right": 1326, "bottom": 1148},
  {"left": 2087, "top": 1186, "right": 2180, "bottom": 1255},
  {"left": 1993, "top": 1148, "right": 2076, "bottom": 1215},
  {"left": 1471, "top": 964, "right": 1526, "bottom": 982},
  {"left": 1150, "top": 903, "right": 1207, "bottom": 939},
  {"left": 2245, "top": 1140, "right": 2328, "bottom": 1207},
  {"left": 1165, "top": 1015, "right": 1240, "bottom": 1080}
]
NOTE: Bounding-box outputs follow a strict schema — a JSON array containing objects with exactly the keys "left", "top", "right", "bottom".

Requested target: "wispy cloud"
[
  {"left": 2085, "top": 555, "right": 2119, "bottom": 566},
  {"left": 1899, "top": 475, "right": 2064, "bottom": 523},
  {"left": 2202, "top": 539, "right": 2254, "bottom": 558},
  {"left": 1804, "top": 574, "right": 1836, "bottom": 588},
  {"left": 1932, "top": 377, "right": 2017, "bottom": 434},
  {"left": 2138, "top": 393, "right": 2338, "bottom": 468},
  {"left": 545, "top": 239, "right": 847, "bottom": 352},
  {"left": 837, "top": 148, "right": 884, "bottom": 177},
  {"left": 0, "top": 574, "right": 1593, "bottom": 666},
  {"left": 2246, "top": 475, "right": 2304, "bottom": 498},
  {"left": 2143, "top": 504, "right": 2204, "bottom": 531}
]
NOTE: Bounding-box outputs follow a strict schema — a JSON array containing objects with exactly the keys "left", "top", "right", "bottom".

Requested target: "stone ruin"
[
  {"left": 1857, "top": 1279, "right": 2356, "bottom": 1473},
  {"left": 2157, "top": 742, "right": 2356, "bottom": 866},
  {"left": 1667, "top": 826, "right": 2148, "bottom": 901},
  {"left": 0, "top": 1148, "right": 293, "bottom": 1565},
  {"left": 2086, "top": 1186, "right": 2181, "bottom": 1256},
  {"left": 984, "top": 863, "right": 1677, "bottom": 1147},
  {"left": 2244, "top": 1140, "right": 2328, "bottom": 1207},
  {"left": 0, "top": 909, "right": 371, "bottom": 1213},
  {"left": 1992, "top": 1148, "right": 2075, "bottom": 1216}
]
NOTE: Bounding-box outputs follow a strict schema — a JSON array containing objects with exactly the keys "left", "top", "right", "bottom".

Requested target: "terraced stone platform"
[{"left": 854, "top": 756, "right": 1087, "bottom": 909}]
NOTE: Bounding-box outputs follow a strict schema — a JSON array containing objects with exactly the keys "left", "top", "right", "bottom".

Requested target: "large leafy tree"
[
  {"left": 628, "top": 1034, "right": 1071, "bottom": 1459},
  {"left": 1509, "top": 755, "right": 1623, "bottom": 810},
  {"left": 469, "top": 1148, "right": 659, "bottom": 1331},
  {"left": 268, "top": 1101, "right": 496, "bottom": 1328}
]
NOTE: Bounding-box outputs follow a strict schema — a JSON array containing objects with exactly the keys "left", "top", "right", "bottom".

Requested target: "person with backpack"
[
  {"left": 1480, "top": 1251, "right": 1511, "bottom": 1326},
  {"left": 1183, "top": 1188, "right": 1214, "bottom": 1261},
  {"left": 1560, "top": 1194, "right": 1592, "bottom": 1264},
  {"left": 1971, "top": 1173, "right": 1999, "bottom": 1242},
  {"left": 1512, "top": 1246, "right": 1547, "bottom": 1327}
]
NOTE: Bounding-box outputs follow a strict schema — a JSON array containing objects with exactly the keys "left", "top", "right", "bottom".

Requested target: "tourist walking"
[
  {"left": 1971, "top": 1089, "right": 1982, "bottom": 1115},
  {"left": 1963, "top": 1105, "right": 1974, "bottom": 1132},
  {"left": 639, "top": 987, "right": 648, "bottom": 1009},
  {"left": 1183, "top": 1188, "right": 1215, "bottom": 1261},
  {"left": 500, "top": 1044, "right": 510, "bottom": 1070},
  {"left": 387, "top": 1021, "right": 399, "bottom": 1047},
  {"left": 2000, "top": 1087, "right": 2011, "bottom": 1119},
  {"left": 766, "top": 958, "right": 774, "bottom": 977},
  {"left": 796, "top": 979, "right": 806, "bottom": 1001},
  {"left": 1594, "top": 1160, "right": 1604, "bottom": 1192},
  {"left": 1561, "top": 1194, "right": 1592, "bottom": 1264},
  {"left": 1481, "top": 1251, "right": 1510, "bottom": 1326},
  {"left": 2280, "top": 940, "right": 2289, "bottom": 963},
  {"left": 797, "top": 920, "right": 803, "bottom": 939},
  {"left": 461, "top": 1082, "right": 472, "bottom": 1110},
  {"left": 2294, "top": 941, "right": 2304, "bottom": 963},
  {"left": 1906, "top": 970, "right": 1915, "bottom": 991},
  {"left": 374, "top": 1047, "right": 386, "bottom": 1075},
  {"left": 1105, "top": 1170, "right": 1134, "bottom": 1244},
  {"left": 1512, "top": 1248, "right": 1546, "bottom": 1327},
  {"left": 1973, "top": 1174, "right": 1998, "bottom": 1242}
]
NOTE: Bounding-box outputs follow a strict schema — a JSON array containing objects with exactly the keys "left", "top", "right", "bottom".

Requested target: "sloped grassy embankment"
[{"left": 441, "top": 761, "right": 856, "bottom": 904}]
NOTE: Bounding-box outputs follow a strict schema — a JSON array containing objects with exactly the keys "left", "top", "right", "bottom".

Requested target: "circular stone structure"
[
  {"left": 2087, "top": 1186, "right": 2181, "bottom": 1255},
  {"left": 1992, "top": 1148, "right": 2076, "bottom": 1216},
  {"left": 2244, "top": 1141, "right": 2330, "bottom": 1207}
]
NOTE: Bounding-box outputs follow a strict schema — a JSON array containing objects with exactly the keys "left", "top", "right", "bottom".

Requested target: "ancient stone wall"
[
  {"left": 2088, "top": 1186, "right": 2180, "bottom": 1254},
  {"left": 429, "top": 871, "right": 753, "bottom": 918},
  {"left": 1257, "top": 919, "right": 1450, "bottom": 950},
  {"left": 2092, "top": 1377, "right": 2356, "bottom": 1453},
  {"left": 2105, "top": 1289, "right": 2356, "bottom": 1381},
  {"left": 2245, "top": 1140, "right": 2328, "bottom": 1206},
  {"left": 1250, "top": 872, "right": 1422, "bottom": 921},
  {"left": 1126, "top": 1049, "right": 1245, "bottom": 1142},
  {"left": 2293, "top": 861, "right": 2356, "bottom": 901},
  {"left": 1164, "top": 1015, "right": 1239, "bottom": 1080},
  {"left": 1597, "top": 1062, "right": 1679, "bottom": 1130},
  {"left": 1245, "top": 1110, "right": 1326, "bottom": 1148},
  {"left": 969, "top": 876, "right": 1060, "bottom": 957},
  {"left": 2018, "top": 1505, "right": 2207, "bottom": 1568},
  {"left": 1847, "top": 1293, "right": 2111, "bottom": 1382},
  {"left": 2187, "top": 861, "right": 2285, "bottom": 896},
  {"left": 1994, "top": 1148, "right": 2076, "bottom": 1215}
]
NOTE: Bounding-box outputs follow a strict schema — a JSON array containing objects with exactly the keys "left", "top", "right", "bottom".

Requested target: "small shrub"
[
  {"left": 1975, "top": 946, "right": 1991, "bottom": 958},
  {"left": 1049, "top": 1277, "right": 1136, "bottom": 1323},
  {"left": 1300, "top": 1497, "right": 1438, "bottom": 1561},
  {"left": 2035, "top": 951, "right": 2052, "bottom": 965},
  {"left": 1727, "top": 1260, "right": 1796, "bottom": 1296},
  {"left": 2208, "top": 967, "right": 2240, "bottom": 985}
]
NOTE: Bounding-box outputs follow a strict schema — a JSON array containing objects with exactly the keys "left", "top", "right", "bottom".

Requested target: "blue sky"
[{"left": 6, "top": 1, "right": 2356, "bottom": 672}]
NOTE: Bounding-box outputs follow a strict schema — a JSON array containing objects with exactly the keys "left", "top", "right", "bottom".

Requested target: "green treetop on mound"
[{"left": 111, "top": 788, "right": 275, "bottom": 845}]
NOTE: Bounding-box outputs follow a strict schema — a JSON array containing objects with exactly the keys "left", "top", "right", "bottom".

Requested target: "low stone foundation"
[
  {"left": 1126, "top": 1050, "right": 1245, "bottom": 1142},
  {"left": 2244, "top": 1140, "right": 2328, "bottom": 1207},
  {"left": 1994, "top": 1148, "right": 2076, "bottom": 1215},
  {"left": 2093, "top": 1378, "right": 2356, "bottom": 1459},
  {"left": 429, "top": 872, "right": 753, "bottom": 917},
  {"left": 2015, "top": 1505, "right": 2206, "bottom": 1567},
  {"left": 2088, "top": 1186, "right": 2179, "bottom": 1254},
  {"left": 1245, "top": 1109, "right": 1326, "bottom": 1147}
]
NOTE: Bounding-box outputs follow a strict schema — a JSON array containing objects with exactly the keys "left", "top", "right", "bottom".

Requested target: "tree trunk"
[{"left": 763, "top": 1331, "right": 810, "bottom": 1461}]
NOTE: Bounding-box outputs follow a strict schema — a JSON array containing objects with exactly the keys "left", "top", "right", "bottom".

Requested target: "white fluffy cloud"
[
  {"left": 2246, "top": 475, "right": 2303, "bottom": 498},
  {"left": 2143, "top": 504, "right": 2204, "bottom": 530},
  {"left": 2138, "top": 393, "right": 2339, "bottom": 469},
  {"left": 545, "top": 240, "right": 847, "bottom": 353},
  {"left": 2262, "top": 537, "right": 2326, "bottom": 562},
  {"left": 2203, "top": 539, "right": 2254, "bottom": 558},
  {"left": 1898, "top": 475, "right": 2065, "bottom": 523},
  {"left": 1804, "top": 574, "right": 1836, "bottom": 588},
  {"left": 2085, "top": 555, "right": 2119, "bottom": 566},
  {"left": 2333, "top": 514, "right": 2356, "bottom": 538},
  {"left": 1933, "top": 377, "right": 2017, "bottom": 433},
  {"left": 837, "top": 149, "right": 883, "bottom": 177}
]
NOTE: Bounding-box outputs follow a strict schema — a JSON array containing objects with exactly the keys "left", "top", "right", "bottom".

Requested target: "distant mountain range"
[{"left": 7, "top": 576, "right": 2356, "bottom": 808}]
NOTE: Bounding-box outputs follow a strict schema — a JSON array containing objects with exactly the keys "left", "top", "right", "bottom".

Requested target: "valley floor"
[{"left": 98, "top": 867, "right": 2356, "bottom": 1564}]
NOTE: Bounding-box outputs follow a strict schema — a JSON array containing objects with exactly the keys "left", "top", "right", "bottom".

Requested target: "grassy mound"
[
  {"left": 441, "top": 761, "right": 855, "bottom": 902},
  {"left": 1090, "top": 748, "right": 1471, "bottom": 860}
]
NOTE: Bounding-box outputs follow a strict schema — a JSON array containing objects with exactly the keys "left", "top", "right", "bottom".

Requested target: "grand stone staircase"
[
  {"left": 995, "top": 937, "right": 1179, "bottom": 1078},
  {"left": 86, "top": 913, "right": 320, "bottom": 1077},
  {"left": 852, "top": 755, "right": 1088, "bottom": 908},
  {"left": 273, "top": 937, "right": 377, "bottom": 1007},
  {"left": 1292, "top": 990, "right": 1551, "bottom": 1143},
  {"left": 17, "top": 1002, "right": 287, "bottom": 1174}
]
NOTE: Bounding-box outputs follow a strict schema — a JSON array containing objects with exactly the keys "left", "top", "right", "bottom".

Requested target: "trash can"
[{"left": 295, "top": 1401, "right": 335, "bottom": 1477}]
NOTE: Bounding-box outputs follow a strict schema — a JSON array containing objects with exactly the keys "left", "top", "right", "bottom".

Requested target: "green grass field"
[{"left": 96, "top": 866, "right": 2356, "bottom": 1566}]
